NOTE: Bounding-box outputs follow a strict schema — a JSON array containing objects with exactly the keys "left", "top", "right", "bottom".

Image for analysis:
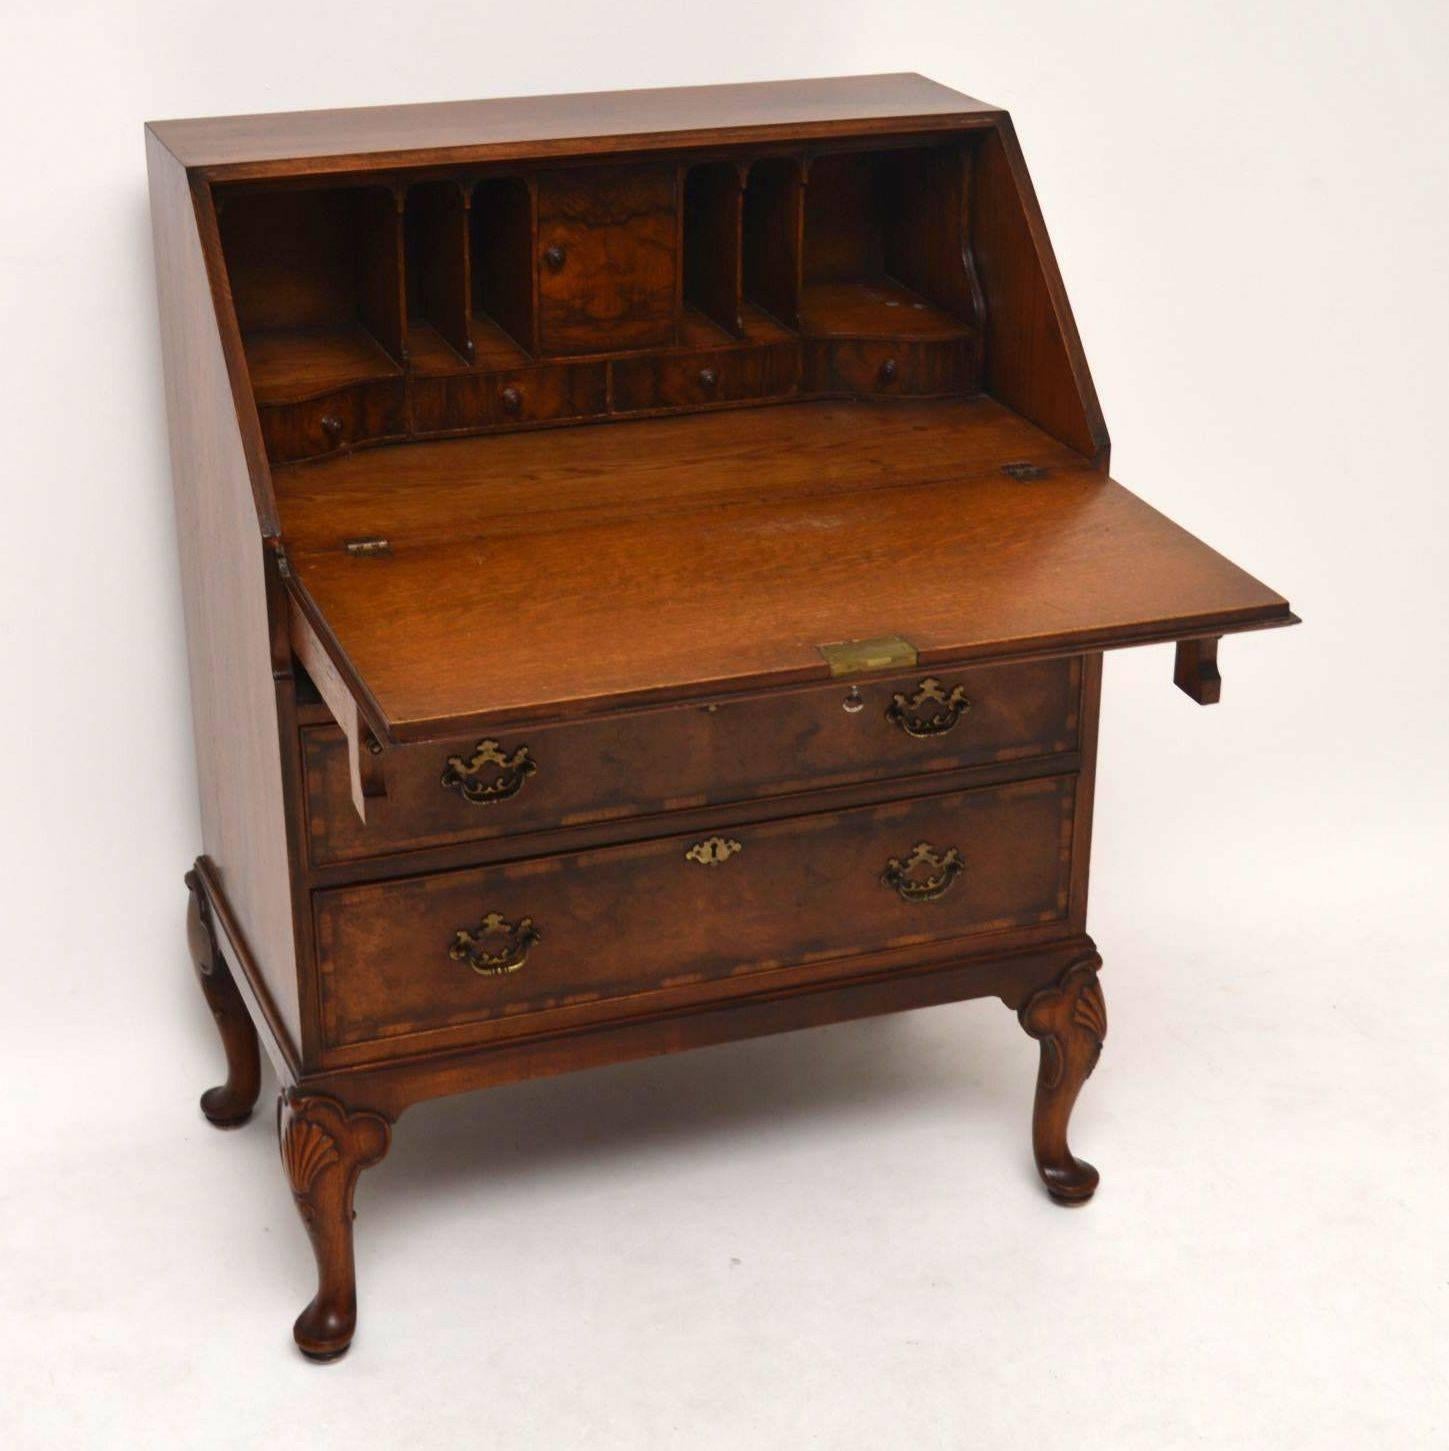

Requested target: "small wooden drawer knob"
[
  {"left": 698, "top": 367, "right": 718, "bottom": 390},
  {"left": 878, "top": 358, "right": 898, "bottom": 384},
  {"left": 320, "top": 415, "right": 344, "bottom": 443},
  {"left": 499, "top": 385, "right": 523, "bottom": 416},
  {"left": 543, "top": 244, "right": 567, "bottom": 271}
]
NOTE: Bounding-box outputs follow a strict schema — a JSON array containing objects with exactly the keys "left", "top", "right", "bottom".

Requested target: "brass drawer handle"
[
  {"left": 543, "top": 243, "right": 567, "bottom": 271},
  {"left": 449, "top": 911, "right": 540, "bottom": 976},
  {"left": 685, "top": 836, "right": 741, "bottom": 866},
  {"left": 499, "top": 385, "right": 523, "bottom": 415},
  {"left": 881, "top": 842, "right": 964, "bottom": 903},
  {"left": 440, "top": 739, "right": 537, "bottom": 805},
  {"left": 885, "top": 677, "right": 972, "bottom": 738}
]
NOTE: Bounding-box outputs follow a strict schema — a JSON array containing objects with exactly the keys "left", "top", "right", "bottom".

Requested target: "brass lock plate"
[{"left": 817, "top": 634, "right": 919, "bottom": 677}]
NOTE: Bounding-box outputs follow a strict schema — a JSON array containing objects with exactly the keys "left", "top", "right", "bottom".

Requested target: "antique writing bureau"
[{"left": 147, "top": 75, "right": 1295, "bottom": 1360}]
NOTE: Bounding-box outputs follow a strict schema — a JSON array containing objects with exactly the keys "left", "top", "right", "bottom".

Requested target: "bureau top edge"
[{"left": 145, "top": 73, "right": 1002, "bottom": 179}]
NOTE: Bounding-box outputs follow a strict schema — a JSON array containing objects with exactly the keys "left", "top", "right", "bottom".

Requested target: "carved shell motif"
[
  {"left": 1023, "top": 962, "right": 1107, "bottom": 1089},
  {"left": 1073, "top": 976, "right": 1108, "bottom": 1046},
  {"left": 281, "top": 1116, "right": 340, "bottom": 1196}
]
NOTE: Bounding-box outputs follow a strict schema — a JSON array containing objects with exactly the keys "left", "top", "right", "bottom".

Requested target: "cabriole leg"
[
  {"left": 185, "top": 866, "right": 261, "bottom": 1127},
  {"left": 1018, "top": 958, "right": 1108, "bottom": 1204},
  {"left": 278, "top": 1091, "right": 392, "bottom": 1362}
]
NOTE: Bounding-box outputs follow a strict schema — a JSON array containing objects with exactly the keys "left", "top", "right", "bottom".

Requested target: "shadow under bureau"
[{"left": 147, "top": 74, "right": 1296, "bottom": 1360}]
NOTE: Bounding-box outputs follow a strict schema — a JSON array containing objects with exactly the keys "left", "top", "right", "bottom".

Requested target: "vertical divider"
[
  {"left": 359, "top": 184, "right": 408, "bottom": 364},
  {"left": 673, "top": 164, "right": 685, "bottom": 346},
  {"left": 472, "top": 175, "right": 537, "bottom": 358},
  {"left": 743, "top": 155, "right": 804, "bottom": 331},
  {"left": 684, "top": 161, "right": 746, "bottom": 337},
  {"left": 405, "top": 180, "right": 473, "bottom": 363},
  {"left": 525, "top": 176, "right": 540, "bottom": 356}
]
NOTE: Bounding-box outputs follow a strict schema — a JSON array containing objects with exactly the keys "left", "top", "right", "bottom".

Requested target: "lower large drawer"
[{"left": 313, "top": 773, "right": 1076, "bottom": 1058}]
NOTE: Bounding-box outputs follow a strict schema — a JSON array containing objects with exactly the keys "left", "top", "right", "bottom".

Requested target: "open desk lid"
[{"left": 280, "top": 398, "right": 1295, "bottom": 769}]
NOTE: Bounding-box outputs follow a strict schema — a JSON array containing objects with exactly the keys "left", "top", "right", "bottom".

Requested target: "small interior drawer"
[
  {"left": 536, "top": 165, "right": 678, "bottom": 356},
  {"left": 314, "top": 772, "right": 1077, "bottom": 1057},
  {"left": 412, "top": 362, "right": 608, "bottom": 435},
  {"left": 807, "top": 338, "right": 975, "bottom": 397},
  {"left": 610, "top": 342, "right": 798, "bottom": 412},
  {"left": 301, "top": 656, "right": 1081, "bottom": 867},
  {"left": 258, "top": 378, "right": 407, "bottom": 464}
]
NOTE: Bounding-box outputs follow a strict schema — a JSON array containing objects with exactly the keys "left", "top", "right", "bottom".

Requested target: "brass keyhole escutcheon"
[{"left": 685, "top": 836, "right": 742, "bottom": 866}]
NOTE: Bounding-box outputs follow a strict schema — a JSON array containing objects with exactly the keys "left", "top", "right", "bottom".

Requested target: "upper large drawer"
[{"left": 301, "top": 656, "right": 1081, "bottom": 866}]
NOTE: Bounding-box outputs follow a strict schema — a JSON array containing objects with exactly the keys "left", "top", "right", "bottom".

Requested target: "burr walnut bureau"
[{"left": 146, "top": 74, "right": 1296, "bottom": 1360}]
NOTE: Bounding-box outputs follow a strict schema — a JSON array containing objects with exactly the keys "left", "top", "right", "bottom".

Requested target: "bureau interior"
[{"left": 215, "top": 132, "right": 1035, "bottom": 468}]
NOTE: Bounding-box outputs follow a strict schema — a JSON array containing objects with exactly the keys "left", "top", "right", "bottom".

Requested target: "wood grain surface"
[{"left": 277, "top": 398, "right": 1290, "bottom": 740}]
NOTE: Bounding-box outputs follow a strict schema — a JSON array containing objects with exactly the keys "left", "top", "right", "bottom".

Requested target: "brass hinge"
[
  {"left": 1002, "top": 461, "right": 1050, "bottom": 481},
  {"left": 817, "top": 634, "right": 918, "bottom": 677},
  {"left": 344, "top": 537, "right": 392, "bottom": 558}
]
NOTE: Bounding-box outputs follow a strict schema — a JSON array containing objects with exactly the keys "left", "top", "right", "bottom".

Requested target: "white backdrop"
[{"left": 3, "top": 3, "right": 1446, "bottom": 1446}]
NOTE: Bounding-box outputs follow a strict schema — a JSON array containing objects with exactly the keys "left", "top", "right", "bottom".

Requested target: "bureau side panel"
[
  {"left": 972, "top": 118, "right": 1109, "bottom": 466},
  {"left": 1067, "top": 651, "right": 1102, "bottom": 930},
  {"left": 147, "top": 132, "right": 302, "bottom": 1050}
]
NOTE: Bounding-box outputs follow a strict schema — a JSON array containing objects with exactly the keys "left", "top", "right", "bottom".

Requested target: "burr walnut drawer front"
[
  {"left": 535, "top": 165, "right": 678, "bottom": 355},
  {"left": 313, "top": 773, "right": 1077, "bottom": 1057},
  {"left": 258, "top": 379, "right": 408, "bottom": 464},
  {"left": 302, "top": 657, "right": 1081, "bottom": 866},
  {"left": 806, "top": 338, "right": 976, "bottom": 397},
  {"left": 411, "top": 362, "right": 609, "bottom": 434},
  {"left": 609, "top": 341, "right": 799, "bottom": 411}
]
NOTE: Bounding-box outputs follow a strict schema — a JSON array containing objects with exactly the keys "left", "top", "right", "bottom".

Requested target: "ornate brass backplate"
[
  {"left": 885, "top": 677, "right": 972, "bottom": 738},
  {"left": 881, "top": 841, "right": 965, "bottom": 903},
  {"left": 685, "top": 836, "right": 742, "bottom": 866},
  {"left": 448, "top": 911, "right": 541, "bottom": 975},
  {"left": 440, "top": 739, "right": 537, "bottom": 805}
]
